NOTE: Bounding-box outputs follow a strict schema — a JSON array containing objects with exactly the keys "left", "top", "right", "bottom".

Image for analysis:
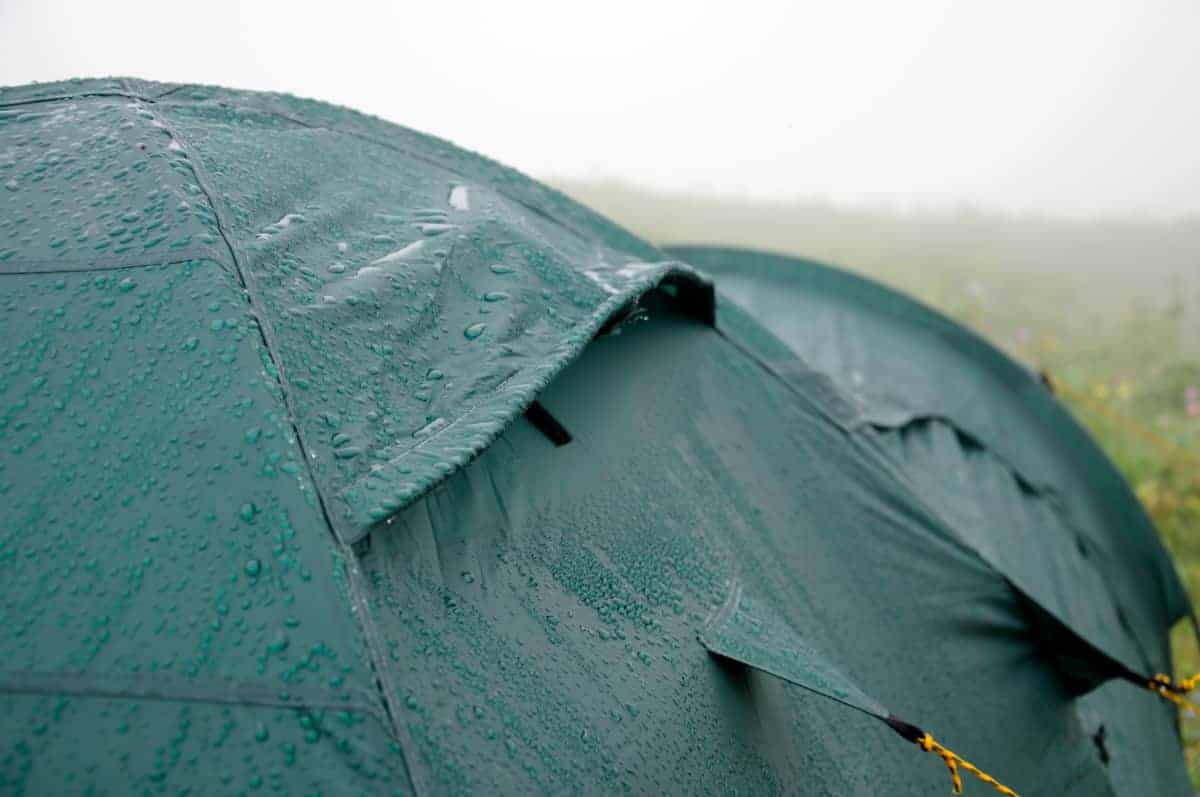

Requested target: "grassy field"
[{"left": 556, "top": 180, "right": 1200, "bottom": 779}]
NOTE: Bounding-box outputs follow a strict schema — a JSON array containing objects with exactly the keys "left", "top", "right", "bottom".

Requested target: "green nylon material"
[
  {"left": 0, "top": 79, "right": 1190, "bottom": 794},
  {"left": 358, "top": 305, "right": 1134, "bottom": 794},
  {"left": 701, "top": 581, "right": 889, "bottom": 719},
  {"left": 671, "top": 246, "right": 1189, "bottom": 678}
]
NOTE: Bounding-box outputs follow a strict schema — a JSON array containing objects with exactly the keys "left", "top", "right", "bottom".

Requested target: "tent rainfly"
[{"left": 0, "top": 78, "right": 1195, "bottom": 796}]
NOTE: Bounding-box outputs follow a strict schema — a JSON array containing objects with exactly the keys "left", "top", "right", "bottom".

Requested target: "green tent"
[{"left": 0, "top": 78, "right": 1193, "bottom": 795}]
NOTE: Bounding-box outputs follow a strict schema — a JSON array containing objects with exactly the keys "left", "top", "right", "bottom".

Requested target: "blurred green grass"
[{"left": 556, "top": 180, "right": 1200, "bottom": 781}]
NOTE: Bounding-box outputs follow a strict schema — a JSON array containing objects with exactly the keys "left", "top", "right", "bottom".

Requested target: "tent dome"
[{"left": 0, "top": 78, "right": 1191, "bottom": 795}]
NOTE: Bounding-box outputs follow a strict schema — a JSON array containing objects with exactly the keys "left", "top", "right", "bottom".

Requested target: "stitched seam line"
[
  {"left": 0, "top": 669, "right": 381, "bottom": 718},
  {"left": 0, "top": 248, "right": 223, "bottom": 275},
  {"left": 122, "top": 89, "right": 420, "bottom": 794}
]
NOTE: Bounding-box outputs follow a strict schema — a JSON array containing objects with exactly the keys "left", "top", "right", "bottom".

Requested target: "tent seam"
[
  {"left": 0, "top": 88, "right": 155, "bottom": 109},
  {"left": 0, "top": 670, "right": 384, "bottom": 720},
  {"left": 0, "top": 249, "right": 223, "bottom": 276},
  {"left": 123, "top": 87, "right": 421, "bottom": 795}
]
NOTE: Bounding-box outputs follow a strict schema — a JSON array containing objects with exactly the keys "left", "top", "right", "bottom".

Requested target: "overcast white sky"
[{"left": 2, "top": 0, "right": 1198, "bottom": 217}]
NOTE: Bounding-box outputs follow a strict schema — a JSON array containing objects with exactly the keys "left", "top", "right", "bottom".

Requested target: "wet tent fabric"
[
  {"left": 358, "top": 302, "right": 1118, "bottom": 795},
  {"left": 665, "top": 249, "right": 1193, "bottom": 794},
  {"left": 667, "top": 247, "right": 1189, "bottom": 677},
  {"left": 0, "top": 78, "right": 1190, "bottom": 795}
]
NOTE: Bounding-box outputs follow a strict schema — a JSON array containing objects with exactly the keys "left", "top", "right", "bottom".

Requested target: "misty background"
[{"left": 3, "top": 0, "right": 1199, "bottom": 217}]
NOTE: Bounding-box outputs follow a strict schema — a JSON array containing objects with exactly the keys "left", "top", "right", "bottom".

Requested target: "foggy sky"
[{"left": 2, "top": 0, "right": 1198, "bottom": 218}]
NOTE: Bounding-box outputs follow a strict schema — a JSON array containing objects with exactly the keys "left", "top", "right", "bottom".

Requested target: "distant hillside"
[{"left": 551, "top": 179, "right": 1200, "bottom": 354}]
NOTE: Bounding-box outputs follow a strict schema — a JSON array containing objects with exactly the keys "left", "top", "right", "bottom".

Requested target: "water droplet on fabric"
[{"left": 448, "top": 185, "right": 470, "bottom": 211}]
